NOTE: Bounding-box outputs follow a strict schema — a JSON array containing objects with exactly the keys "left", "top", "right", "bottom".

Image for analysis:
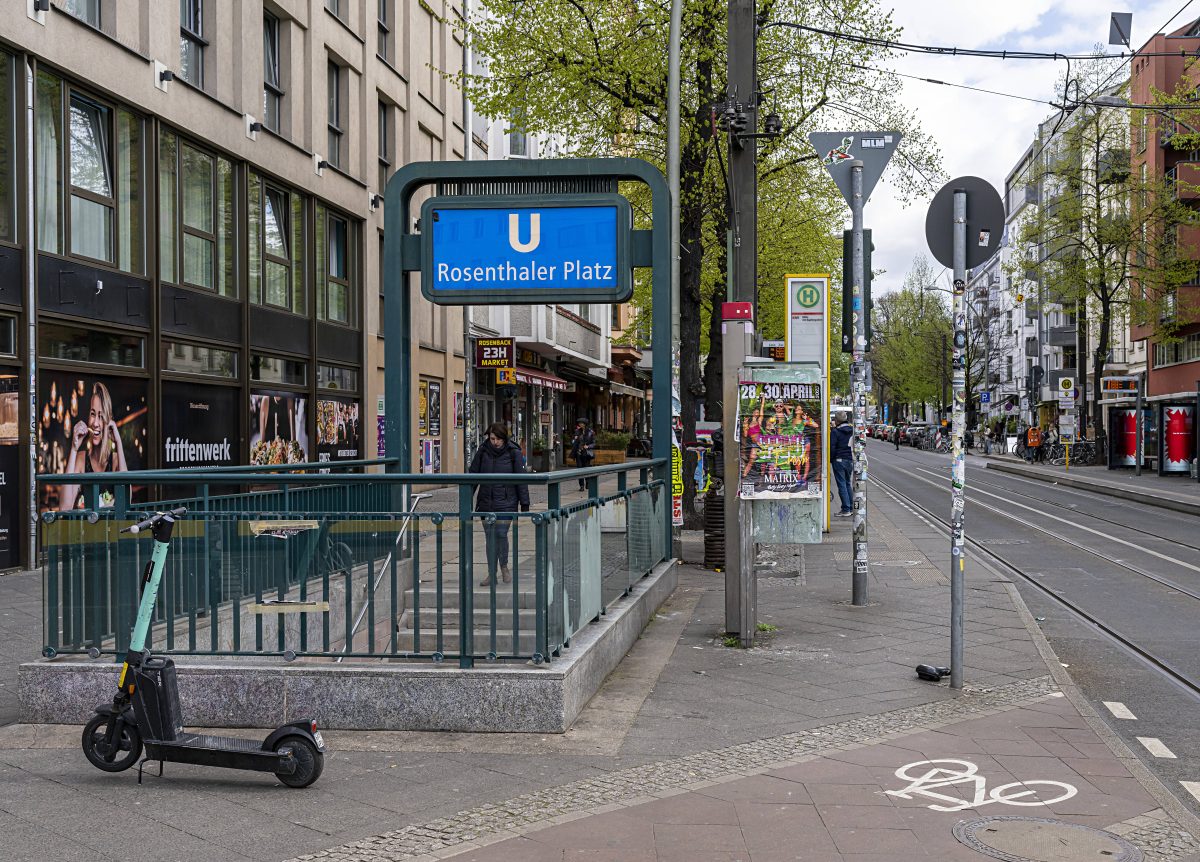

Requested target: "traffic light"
[{"left": 841, "top": 229, "right": 873, "bottom": 353}]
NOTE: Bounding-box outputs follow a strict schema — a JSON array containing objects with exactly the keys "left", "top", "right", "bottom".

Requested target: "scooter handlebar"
[{"left": 124, "top": 506, "right": 188, "bottom": 534}]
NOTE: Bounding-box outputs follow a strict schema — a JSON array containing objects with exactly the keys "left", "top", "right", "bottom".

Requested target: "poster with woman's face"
[
  {"left": 250, "top": 390, "right": 309, "bottom": 465},
  {"left": 37, "top": 372, "right": 148, "bottom": 511}
]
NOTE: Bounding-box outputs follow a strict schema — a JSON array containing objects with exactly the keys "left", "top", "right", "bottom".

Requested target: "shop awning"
[
  {"left": 608, "top": 382, "right": 646, "bottom": 399},
  {"left": 515, "top": 367, "right": 569, "bottom": 391}
]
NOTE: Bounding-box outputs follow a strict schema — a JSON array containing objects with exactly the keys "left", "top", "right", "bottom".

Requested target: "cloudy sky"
[{"left": 864, "top": 0, "right": 1197, "bottom": 292}]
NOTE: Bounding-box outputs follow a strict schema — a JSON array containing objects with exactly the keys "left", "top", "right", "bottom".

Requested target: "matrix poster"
[{"left": 737, "top": 381, "right": 822, "bottom": 499}]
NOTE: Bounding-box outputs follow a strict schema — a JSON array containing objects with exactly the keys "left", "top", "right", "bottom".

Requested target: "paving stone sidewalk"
[{"left": 1, "top": 486, "right": 1198, "bottom": 862}]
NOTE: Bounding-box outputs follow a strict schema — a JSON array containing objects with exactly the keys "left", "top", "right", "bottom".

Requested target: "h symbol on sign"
[{"left": 508, "top": 213, "right": 540, "bottom": 253}]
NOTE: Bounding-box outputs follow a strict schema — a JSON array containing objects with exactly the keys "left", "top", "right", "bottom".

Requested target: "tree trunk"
[
  {"left": 677, "top": 47, "right": 715, "bottom": 531},
  {"left": 703, "top": 205, "right": 729, "bottom": 420},
  {"left": 1092, "top": 293, "right": 1113, "bottom": 464}
]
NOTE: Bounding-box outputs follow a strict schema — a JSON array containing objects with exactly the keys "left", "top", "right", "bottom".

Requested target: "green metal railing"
[{"left": 38, "top": 458, "right": 669, "bottom": 668}]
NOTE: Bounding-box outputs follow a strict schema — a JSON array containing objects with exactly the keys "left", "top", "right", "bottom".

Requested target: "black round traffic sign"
[{"left": 925, "top": 176, "right": 1005, "bottom": 270}]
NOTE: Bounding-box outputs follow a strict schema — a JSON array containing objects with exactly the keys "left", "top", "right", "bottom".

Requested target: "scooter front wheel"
[
  {"left": 82, "top": 714, "right": 143, "bottom": 772},
  {"left": 274, "top": 736, "right": 324, "bottom": 788}
]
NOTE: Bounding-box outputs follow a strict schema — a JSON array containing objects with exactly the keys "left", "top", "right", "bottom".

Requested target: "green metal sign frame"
[
  {"left": 419, "top": 193, "right": 633, "bottom": 305},
  {"left": 383, "top": 157, "right": 672, "bottom": 554}
]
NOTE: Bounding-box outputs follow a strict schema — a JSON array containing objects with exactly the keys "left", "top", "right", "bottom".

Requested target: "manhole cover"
[{"left": 953, "top": 816, "right": 1143, "bottom": 862}]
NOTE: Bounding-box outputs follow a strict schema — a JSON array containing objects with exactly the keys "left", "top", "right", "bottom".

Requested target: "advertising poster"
[
  {"left": 428, "top": 380, "right": 442, "bottom": 437},
  {"left": 418, "top": 380, "right": 428, "bottom": 435},
  {"left": 376, "top": 397, "right": 385, "bottom": 458},
  {"left": 1112, "top": 408, "right": 1137, "bottom": 467},
  {"left": 453, "top": 392, "right": 464, "bottom": 428},
  {"left": 37, "top": 372, "right": 148, "bottom": 511},
  {"left": 317, "top": 396, "right": 361, "bottom": 465},
  {"left": 737, "top": 380, "right": 823, "bottom": 499},
  {"left": 0, "top": 374, "right": 17, "bottom": 568},
  {"left": 1161, "top": 404, "right": 1194, "bottom": 473},
  {"left": 162, "top": 383, "right": 238, "bottom": 469},
  {"left": 421, "top": 439, "right": 434, "bottom": 474},
  {"left": 250, "top": 391, "right": 309, "bottom": 465}
]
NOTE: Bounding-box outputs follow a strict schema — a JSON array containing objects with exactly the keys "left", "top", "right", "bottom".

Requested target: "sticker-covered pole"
[
  {"left": 850, "top": 160, "right": 869, "bottom": 605},
  {"left": 950, "top": 189, "right": 968, "bottom": 690}
]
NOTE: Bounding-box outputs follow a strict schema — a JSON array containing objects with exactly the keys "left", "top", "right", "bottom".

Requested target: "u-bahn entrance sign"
[
  {"left": 422, "top": 196, "right": 633, "bottom": 304},
  {"left": 383, "top": 157, "right": 673, "bottom": 575}
]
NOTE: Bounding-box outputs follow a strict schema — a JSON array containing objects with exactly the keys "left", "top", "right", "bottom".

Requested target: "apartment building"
[
  {"left": 0, "top": 0, "right": 477, "bottom": 568},
  {"left": 1128, "top": 18, "right": 1200, "bottom": 472}
]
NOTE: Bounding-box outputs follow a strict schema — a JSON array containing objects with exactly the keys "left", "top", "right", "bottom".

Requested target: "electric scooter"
[{"left": 81, "top": 507, "right": 326, "bottom": 787}]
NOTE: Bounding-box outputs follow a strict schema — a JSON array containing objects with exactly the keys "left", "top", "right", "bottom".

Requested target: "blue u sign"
[{"left": 420, "top": 194, "right": 632, "bottom": 304}]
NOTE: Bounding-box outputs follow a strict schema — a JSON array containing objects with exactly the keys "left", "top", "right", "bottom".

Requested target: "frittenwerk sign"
[{"left": 421, "top": 194, "right": 632, "bottom": 304}]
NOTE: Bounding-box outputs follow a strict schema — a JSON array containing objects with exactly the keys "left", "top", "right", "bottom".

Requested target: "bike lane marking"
[
  {"left": 1104, "top": 701, "right": 1138, "bottom": 720},
  {"left": 884, "top": 759, "right": 1077, "bottom": 814},
  {"left": 1137, "top": 737, "right": 1178, "bottom": 759}
]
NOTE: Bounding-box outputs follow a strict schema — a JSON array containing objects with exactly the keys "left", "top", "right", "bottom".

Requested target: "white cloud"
[{"left": 855, "top": 1, "right": 1198, "bottom": 290}]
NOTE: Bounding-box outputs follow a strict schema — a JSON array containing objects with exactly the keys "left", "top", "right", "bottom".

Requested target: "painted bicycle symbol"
[{"left": 884, "top": 759, "right": 1077, "bottom": 813}]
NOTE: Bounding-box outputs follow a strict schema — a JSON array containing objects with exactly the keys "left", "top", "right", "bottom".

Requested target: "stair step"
[
  {"left": 392, "top": 628, "right": 538, "bottom": 655},
  {"left": 403, "top": 585, "right": 537, "bottom": 610}
]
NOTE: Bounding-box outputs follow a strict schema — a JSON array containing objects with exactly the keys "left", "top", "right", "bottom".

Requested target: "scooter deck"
[{"left": 144, "top": 733, "right": 289, "bottom": 773}]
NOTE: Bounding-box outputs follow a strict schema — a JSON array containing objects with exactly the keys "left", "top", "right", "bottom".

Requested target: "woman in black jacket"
[{"left": 468, "top": 423, "right": 530, "bottom": 585}]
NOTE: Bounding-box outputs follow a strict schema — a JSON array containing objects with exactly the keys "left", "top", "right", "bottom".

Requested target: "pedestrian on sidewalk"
[
  {"left": 469, "top": 422, "right": 530, "bottom": 586},
  {"left": 570, "top": 418, "right": 596, "bottom": 491},
  {"left": 893, "top": 424, "right": 901, "bottom": 450},
  {"left": 831, "top": 412, "right": 854, "bottom": 517}
]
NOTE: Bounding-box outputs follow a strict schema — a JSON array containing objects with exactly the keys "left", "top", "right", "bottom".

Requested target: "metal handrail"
[{"left": 336, "top": 492, "right": 429, "bottom": 663}]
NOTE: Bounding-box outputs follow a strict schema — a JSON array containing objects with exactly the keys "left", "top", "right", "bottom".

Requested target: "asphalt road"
[{"left": 868, "top": 439, "right": 1200, "bottom": 818}]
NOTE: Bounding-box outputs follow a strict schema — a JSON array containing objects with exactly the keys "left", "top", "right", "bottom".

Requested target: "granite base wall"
[{"left": 18, "top": 560, "right": 677, "bottom": 733}]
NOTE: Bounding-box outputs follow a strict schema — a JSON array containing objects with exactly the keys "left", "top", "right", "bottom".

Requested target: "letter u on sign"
[{"left": 508, "top": 213, "right": 540, "bottom": 253}]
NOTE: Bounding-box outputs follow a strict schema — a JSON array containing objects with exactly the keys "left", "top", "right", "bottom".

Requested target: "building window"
[
  {"left": 39, "top": 322, "right": 144, "bottom": 368},
  {"left": 0, "top": 51, "right": 15, "bottom": 244},
  {"left": 65, "top": 0, "right": 101, "bottom": 28},
  {"left": 318, "top": 364, "right": 358, "bottom": 391},
  {"left": 162, "top": 341, "right": 237, "bottom": 378},
  {"left": 180, "top": 0, "right": 206, "bottom": 88},
  {"left": 378, "top": 100, "right": 392, "bottom": 193},
  {"left": 248, "top": 174, "right": 305, "bottom": 314},
  {"left": 263, "top": 13, "right": 283, "bottom": 133},
  {"left": 160, "top": 131, "right": 235, "bottom": 296},
  {"left": 327, "top": 61, "right": 343, "bottom": 169},
  {"left": 251, "top": 354, "right": 306, "bottom": 386},
  {"left": 326, "top": 0, "right": 345, "bottom": 21},
  {"left": 316, "top": 204, "right": 357, "bottom": 325},
  {"left": 34, "top": 75, "right": 144, "bottom": 272},
  {"left": 377, "top": 0, "right": 392, "bottom": 62},
  {"left": 377, "top": 232, "right": 385, "bottom": 338}
]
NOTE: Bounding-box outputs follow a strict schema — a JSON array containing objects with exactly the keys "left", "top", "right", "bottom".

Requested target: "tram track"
[
  {"left": 875, "top": 444, "right": 1200, "bottom": 554},
  {"left": 869, "top": 470, "right": 1200, "bottom": 703}
]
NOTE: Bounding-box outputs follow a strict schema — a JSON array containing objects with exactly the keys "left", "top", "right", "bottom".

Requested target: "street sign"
[
  {"left": 475, "top": 337, "right": 514, "bottom": 368},
  {"left": 980, "top": 392, "right": 991, "bottom": 404},
  {"left": 421, "top": 194, "right": 632, "bottom": 304},
  {"left": 1101, "top": 376, "right": 1139, "bottom": 392},
  {"left": 496, "top": 368, "right": 517, "bottom": 386},
  {"left": 925, "top": 177, "right": 1004, "bottom": 270},
  {"left": 808, "top": 131, "right": 901, "bottom": 207},
  {"left": 762, "top": 339, "right": 786, "bottom": 361},
  {"left": 1057, "top": 376, "right": 1076, "bottom": 403},
  {"left": 785, "top": 275, "right": 828, "bottom": 366}
]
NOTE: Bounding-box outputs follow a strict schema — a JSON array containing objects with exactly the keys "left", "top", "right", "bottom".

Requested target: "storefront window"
[
  {"left": 162, "top": 341, "right": 237, "bottom": 378},
  {"left": 250, "top": 354, "right": 306, "bottom": 386},
  {"left": 68, "top": 95, "right": 113, "bottom": 263},
  {"left": 0, "top": 315, "right": 14, "bottom": 357},
  {"left": 39, "top": 323, "right": 144, "bottom": 368},
  {"left": 249, "top": 174, "right": 306, "bottom": 313}
]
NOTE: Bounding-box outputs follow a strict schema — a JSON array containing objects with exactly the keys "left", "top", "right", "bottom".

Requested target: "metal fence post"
[{"left": 458, "top": 483, "right": 474, "bottom": 668}]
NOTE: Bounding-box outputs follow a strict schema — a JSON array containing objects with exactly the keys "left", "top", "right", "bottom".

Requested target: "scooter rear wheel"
[
  {"left": 274, "top": 736, "right": 324, "bottom": 788},
  {"left": 82, "top": 714, "right": 143, "bottom": 772}
]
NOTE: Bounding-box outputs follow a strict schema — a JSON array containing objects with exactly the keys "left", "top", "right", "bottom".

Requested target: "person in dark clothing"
[
  {"left": 893, "top": 424, "right": 901, "bottom": 450},
  {"left": 831, "top": 413, "right": 854, "bottom": 517},
  {"left": 468, "top": 422, "right": 530, "bottom": 586},
  {"left": 570, "top": 418, "right": 596, "bottom": 491}
]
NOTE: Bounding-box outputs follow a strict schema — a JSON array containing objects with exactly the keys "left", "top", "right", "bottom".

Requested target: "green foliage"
[
  {"left": 755, "top": 622, "right": 779, "bottom": 633},
  {"left": 870, "top": 256, "right": 952, "bottom": 411},
  {"left": 596, "top": 429, "right": 631, "bottom": 450},
  {"left": 722, "top": 634, "right": 741, "bottom": 648}
]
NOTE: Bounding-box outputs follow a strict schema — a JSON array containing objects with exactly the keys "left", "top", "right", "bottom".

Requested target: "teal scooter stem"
[{"left": 117, "top": 509, "right": 182, "bottom": 693}]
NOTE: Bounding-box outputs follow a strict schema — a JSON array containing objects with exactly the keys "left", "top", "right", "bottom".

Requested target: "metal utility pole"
[
  {"left": 949, "top": 190, "right": 968, "bottom": 690},
  {"left": 849, "top": 161, "right": 869, "bottom": 605},
  {"left": 668, "top": 0, "right": 681, "bottom": 338},
  {"left": 461, "top": 0, "right": 476, "bottom": 470},
  {"left": 728, "top": 0, "right": 757, "bottom": 307}
]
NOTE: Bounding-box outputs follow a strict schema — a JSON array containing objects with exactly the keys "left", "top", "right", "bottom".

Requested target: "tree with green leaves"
[{"left": 457, "top": 0, "right": 942, "bottom": 525}]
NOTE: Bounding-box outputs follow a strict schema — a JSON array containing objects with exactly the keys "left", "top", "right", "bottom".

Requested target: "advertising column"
[{"left": 1161, "top": 404, "right": 1194, "bottom": 474}]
